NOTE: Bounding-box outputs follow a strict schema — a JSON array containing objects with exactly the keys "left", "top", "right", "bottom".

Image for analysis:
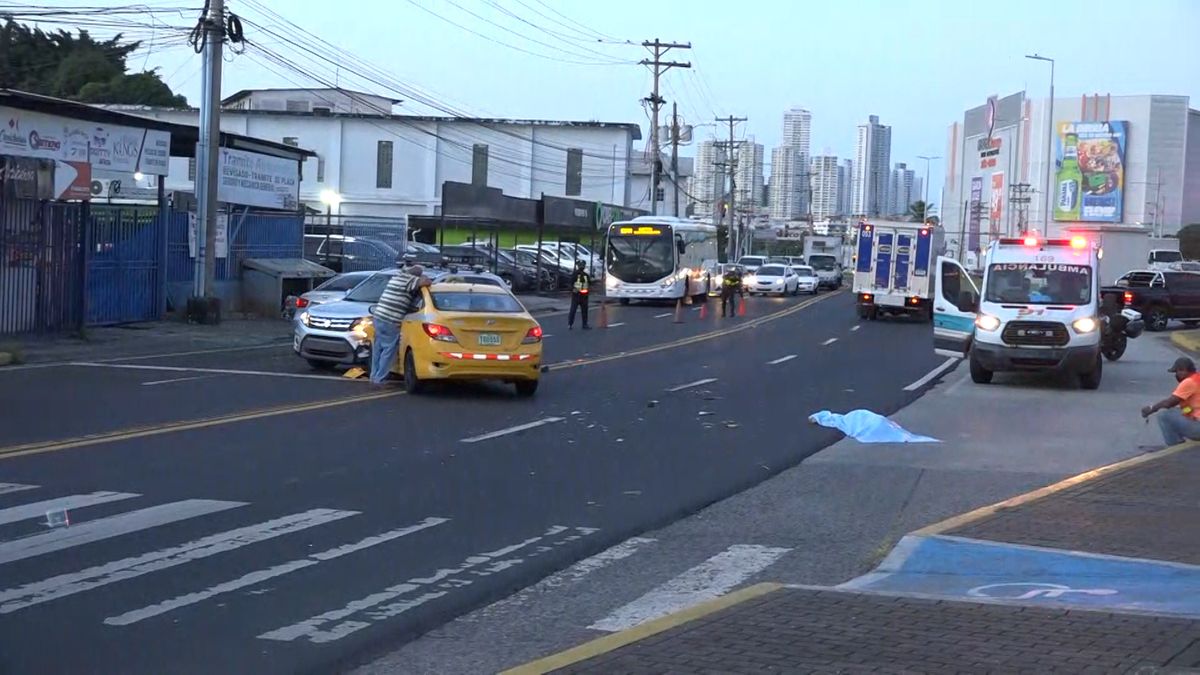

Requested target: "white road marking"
[
  {"left": 589, "top": 544, "right": 791, "bottom": 632},
  {"left": 903, "top": 357, "right": 960, "bottom": 392},
  {"left": 821, "top": 338, "right": 839, "bottom": 346},
  {"left": 460, "top": 417, "right": 565, "bottom": 444},
  {"left": 0, "top": 499, "right": 244, "bottom": 566},
  {"left": 141, "top": 375, "right": 215, "bottom": 386},
  {"left": 95, "top": 343, "right": 287, "bottom": 363},
  {"left": 0, "top": 491, "right": 138, "bottom": 526},
  {"left": 0, "top": 508, "right": 355, "bottom": 615},
  {"left": 0, "top": 484, "right": 37, "bottom": 496},
  {"left": 766, "top": 355, "right": 797, "bottom": 365},
  {"left": 104, "top": 516, "right": 447, "bottom": 626},
  {"left": 69, "top": 362, "right": 356, "bottom": 382},
  {"left": 654, "top": 312, "right": 673, "bottom": 318},
  {"left": 666, "top": 378, "right": 718, "bottom": 392},
  {"left": 259, "top": 525, "right": 596, "bottom": 644},
  {"left": 607, "top": 322, "right": 626, "bottom": 328},
  {"left": 850, "top": 325, "right": 861, "bottom": 332}
]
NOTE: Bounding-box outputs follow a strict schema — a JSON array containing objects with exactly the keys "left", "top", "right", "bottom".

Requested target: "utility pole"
[
  {"left": 670, "top": 102, "right": 681, "bottom": 217},
  {"left": 194, "top": 0, "right": 225, "bottom": 312},
  {"left": 716, "top": 115, "right": 747, "bottom": 262},
  {"left": 640, "top": 39, "right": 690, "bottom": 216}
]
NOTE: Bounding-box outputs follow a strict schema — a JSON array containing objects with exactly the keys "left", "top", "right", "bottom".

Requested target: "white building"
[
  {"left": 810, "top": 155, "right": 841, "bottom": 220},
  {"left": 852, "top": 115, "right": 892, "bottom": 216},
  {"left": 887, "top": 162, "right": 916, "bottom": 216},
  {"left": 692, "top": 139, "right": 725, "bottom": 219},
  {"left": 775, "top": 106, "right": 813, "bottom": 217},
  {"left": 628, "top": 154, "right": 694, "bottom": 216},
  {"left": 735, "top": 139, "right": 765, "bottom": 210},
  {"left": 838, "top": 159, "right": 853, "bottom": 217},
  {"left": 113, "top": 87, "right": 642, "bottom": 219},
  {"left": 769, "top": 145, "right": 803, "bottom": 220},
  {"left": 943, "top": 92, "right": 1200, "bottom": 254}
]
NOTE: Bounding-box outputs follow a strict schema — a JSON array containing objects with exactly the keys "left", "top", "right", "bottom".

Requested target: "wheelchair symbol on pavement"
[{"left": 968, "top": 582, "right": 1118, "bottom": 600}]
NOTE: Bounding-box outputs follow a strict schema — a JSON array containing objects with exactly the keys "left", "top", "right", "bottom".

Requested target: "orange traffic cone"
[
  {"left": 673, "top": 298, "right": 685, "bottom": 323},
  {"left": 737, "top": 297, "right": 747, "bottom": 317},
  {"left": 597, "top": 301, "right": 609, "bottom": 328},
  {"left": 698, "top": 301, "right": 708, "bottom": 319}
]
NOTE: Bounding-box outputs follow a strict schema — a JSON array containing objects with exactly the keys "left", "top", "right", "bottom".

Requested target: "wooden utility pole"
[{"left": 640, "top": 39, "right": 690, "bottom": 216}]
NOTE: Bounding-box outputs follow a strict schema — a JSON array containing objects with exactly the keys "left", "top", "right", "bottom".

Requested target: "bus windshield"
[
  {"left": 607, "top": 231, "right": 675, "bottom": 283},
  {"left": 808, "top": 255, "right": 837, "bottom": 271},
  {"left": 985, "top": 263, "right": 1092, "bottom": 305}
]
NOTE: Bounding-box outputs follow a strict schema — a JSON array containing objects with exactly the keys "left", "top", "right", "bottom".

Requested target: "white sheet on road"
[{"left": 809, "top": 409, "right": 940, "bottom": 443}]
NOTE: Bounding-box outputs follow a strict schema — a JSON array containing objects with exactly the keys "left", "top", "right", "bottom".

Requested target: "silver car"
[
  {"left": 294, "top": 267, "right": 508, "bottom": 369},
  {"left": 285, "top": 271, "right": 373, "bottom": 319}
]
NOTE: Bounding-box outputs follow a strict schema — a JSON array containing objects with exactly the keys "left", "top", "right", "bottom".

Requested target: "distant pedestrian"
[
  {"left": 720, "top": 268, "right": 743, "bottom": 317},
  {"left": 1142, "top": 356, "right": 1200, "bottom": 446},
  {"left": 568, "top": 260, "right": 592, "bottom": 330},
  {"left": 370, "top": 264, "right": 432, "bottom": 385}
]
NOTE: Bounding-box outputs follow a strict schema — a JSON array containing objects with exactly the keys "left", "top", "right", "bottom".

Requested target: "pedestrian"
[
  {"left": 720, "top": 267, "right": 743, "bottom": 317},
  {"left": 369, "top": 264, "right": 432, "bottom": 385},
  {"left": 1141, "top": 356, "right": 1200, "bottom": 446},
  {"left": 568, "top": 259, "right": 592, "bottom": 330}
]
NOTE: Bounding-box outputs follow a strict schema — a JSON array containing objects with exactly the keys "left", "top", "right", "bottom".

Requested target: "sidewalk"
[{"left": 510, "top": 443, "right": 1200, "bottom": 673}]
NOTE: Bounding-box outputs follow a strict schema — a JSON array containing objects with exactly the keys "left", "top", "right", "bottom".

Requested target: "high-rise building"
[
  {"left": 810, "top": 155, "right": 841, "bottom": 220},
  {"left": 782, "top": 107, "right": 812, "bottom": 151},
  {"left": 838, "top": 159, "right": 854, "bottom": 217},
  {"left": 888, "top": 162, "right": 916, "bottom": 216},
  {"left": 773, "top": 107, "right": 813, "bottom": 217},
  {"left": 769, "top": 145, "right": 803, "bottom": 220},
  {"left": 852, "top": 115, "right": 892, "bottom": 216},
  {"left": 692, "top": 139, "right": 726, "bottom": 219},
  {"left": 734, "top": 138, "right": 764, "bottom": 211}
]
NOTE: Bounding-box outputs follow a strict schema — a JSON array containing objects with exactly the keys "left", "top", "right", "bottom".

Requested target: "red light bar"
[
  {"left": 1070, "top": 236, "right": 1087, "bottom": 249},
  {"left": 1023, "top": 236, "right": 1038, "bottom": 247}
]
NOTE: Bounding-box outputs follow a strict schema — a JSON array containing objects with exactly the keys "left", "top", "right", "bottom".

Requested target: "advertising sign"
[
  {"left": 53, "top": 160, "right": 92, "bottom": 200},
  {"left": 0, "top": 106, "right": 171, "bottom": 175},
  {"left": 968, "top": 176, "right": 983, "bottom": 251},
  {"left": 990, "top": 172, "right": 1004, "bottom": 234},
  {"left": 0, "top": 155, "right": 54, "bottom": 199},
  {"left": 188, "top": 212, "right": 229, "bottom": 259},
  {"left": 1052, "top": 121, "right": 1127, "bottom": 223},
  {"left": 216, "top": 148, "right": 299, "bottom": 210}
]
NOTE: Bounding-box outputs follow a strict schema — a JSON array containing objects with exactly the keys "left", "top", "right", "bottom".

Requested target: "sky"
[{"left": 24, "top": 0, "right": 1200, "bottom": 199}]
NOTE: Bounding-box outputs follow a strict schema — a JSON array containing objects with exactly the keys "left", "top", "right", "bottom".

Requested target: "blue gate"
[
  {"left": 0, "top": 199, "right": 86, "bottom": 335},
  {"left": 86, "top": 206, "right": 164, "bottom": 325}
]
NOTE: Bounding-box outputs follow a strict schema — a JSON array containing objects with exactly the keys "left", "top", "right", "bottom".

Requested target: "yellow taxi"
[{"left": 386, "top": 282, "right": 544, "bottom": 396}]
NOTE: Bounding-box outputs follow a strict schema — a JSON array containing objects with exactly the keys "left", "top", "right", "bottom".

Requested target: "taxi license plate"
[{"left": 478, "top": 333, "right": 501, "bottom": 346}]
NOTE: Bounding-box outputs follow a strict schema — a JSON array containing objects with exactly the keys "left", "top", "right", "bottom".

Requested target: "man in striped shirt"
[{"left": 370, "top": 265, "right": 432, "bottom": 384}]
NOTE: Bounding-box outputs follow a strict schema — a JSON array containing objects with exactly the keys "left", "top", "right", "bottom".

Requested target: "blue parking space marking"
[{"left": 842, "top": 535, "right": 1200, "bottom": 618}]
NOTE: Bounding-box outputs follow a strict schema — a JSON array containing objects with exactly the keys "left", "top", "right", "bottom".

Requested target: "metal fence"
[
  {"left": 0, "top": 198, "right": 86, "bottom": 335},
  {"left": 87, "top": 205, "right": 165, "bottom": 325},
  {"left": 303, "top": 213, "right": 407, "bottom": 272},
  {"left": 167, "top": 208, "right": 305, "bottom": 284}
]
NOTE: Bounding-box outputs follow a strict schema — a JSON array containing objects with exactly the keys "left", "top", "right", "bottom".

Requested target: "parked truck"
[
  {"left": 803, "top": 235, "right": 845, "bottom": 289},
  {"left": 852, "top": 220, "right": 946, "bottom": 320}
]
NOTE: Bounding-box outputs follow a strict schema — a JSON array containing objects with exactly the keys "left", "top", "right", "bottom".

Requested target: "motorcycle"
[{"left": 1100, "top": 295, "right": 1144, "bottom": 361}]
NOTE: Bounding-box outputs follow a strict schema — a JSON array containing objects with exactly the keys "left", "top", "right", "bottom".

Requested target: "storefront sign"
[
  {"left": 53, "top": 160, "right": 92, "bottom": 200},
  {"left": 968, "top": 176, "right": 983, "bottom": 251},
  {"left": 0, "top": 106, "right": 171, "bottom": 175},
  {"left": 216, "top": 147, "right": 299, "bottom": 210},
  {"left": 0, "top": 155, "right": 54, "bottom": 199},
  {"left": 1052, "top": 121, "right": 1127, "bottom": 223},
  {"left": 977, "top": 137, "right": 1002, "bottom": 168}
]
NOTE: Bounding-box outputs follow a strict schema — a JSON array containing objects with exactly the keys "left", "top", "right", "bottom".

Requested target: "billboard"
[
  {"left": 968, "top": 176, "right": 983, "bottom": 251},
  {"left": 990, "top": 172, "right": 1004, "bottom": 234},
  {"left": 1052, "top": 121, "right": 1127, "bottom": 223},
  {"left": 216, "top": 147, "right": 299, "bottom": 210},
  {"left": 0, "top": 106, "right": 171, "bottom": 175}
]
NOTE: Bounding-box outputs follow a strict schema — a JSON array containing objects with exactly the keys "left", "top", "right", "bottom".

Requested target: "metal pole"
[
  {"left": 1045, "top": 60, "right": 1055, "bottom": 234},
  {"left": 917, "top": 155, "right": 939, "bottom": 221},
  {"left": 671, "top": 102, "right": 680, "bottom": 217},
  {"left": 196, "top": 0, "right": 224, "bottom": 300}
]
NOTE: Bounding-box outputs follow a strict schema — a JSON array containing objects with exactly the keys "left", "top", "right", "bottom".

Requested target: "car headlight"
[
  {"left": 744, "top": 275, "right": 756, "bottom": 285},
  {"left": 299, "top": 311, "right": 311, "bottom": 326},
  {"left": 606, "top": 275, "right": 618, "bottom": 288},
  {"left": 975, "top": 314, "right": 1001, "bottom": 331},
  {"left": 1072, "top": 316, "right": 1098, "bottom": 334},
  {"left": 350, "top": 316, "right": 373, "bottom": 339},
  {"left": 661, "top": 277, "right": 677, "bottom": 288}
]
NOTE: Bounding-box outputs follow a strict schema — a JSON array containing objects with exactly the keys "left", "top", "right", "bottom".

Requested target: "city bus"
[{"left": 604, "top": 217, "right": 719, "bottom": 304}]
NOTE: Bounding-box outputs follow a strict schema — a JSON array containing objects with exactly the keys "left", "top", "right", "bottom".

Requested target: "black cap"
[{"left": 1169, "top": 357, "right": 1196, "bottom": 373}]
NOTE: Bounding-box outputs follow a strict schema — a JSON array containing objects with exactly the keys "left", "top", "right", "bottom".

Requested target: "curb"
[
  {"left": 1170, "top": 330, "right": 1200, "bottom": 353},
  {"left": 501, "top": 582, "right": 782, "bottom": 675}
]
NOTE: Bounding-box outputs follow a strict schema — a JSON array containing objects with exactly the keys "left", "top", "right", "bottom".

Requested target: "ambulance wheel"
[
  {"left": 1079, "top": 354, "right": 1103, "bottom": 390},
  {"left": 969, "top": 353, "right": 993, "bottom": 384}
]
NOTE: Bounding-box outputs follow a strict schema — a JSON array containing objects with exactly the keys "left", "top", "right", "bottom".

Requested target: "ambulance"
[{"left": 932, "top": 234, "right": 1103, "bottom": 389}]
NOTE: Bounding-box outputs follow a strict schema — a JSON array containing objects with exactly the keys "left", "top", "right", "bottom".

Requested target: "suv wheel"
[{"left": 1146, "top": 306, "right": 1170, "bottom": 331}]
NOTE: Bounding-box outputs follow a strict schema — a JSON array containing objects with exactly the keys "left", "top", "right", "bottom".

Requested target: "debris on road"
[
  {"left": 808, "top": 409, "right": 939, "bottom": 443},
  {"left": 698, "top": 411, "right": 714, "bottom": 417},
  {"left": 723, "top": 420, "right": 740, "bottom": 429},
  {"left": 647, "top": 400, "right": 658, "bottom": 408}
]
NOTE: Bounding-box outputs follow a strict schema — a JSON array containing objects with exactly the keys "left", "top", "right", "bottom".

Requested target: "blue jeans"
[
  {"left": 370, "top": 320, "right": 401, "bottom": 384},
  {"left": 1156, "top": 410, "right": 1200, "bottom": 446}
]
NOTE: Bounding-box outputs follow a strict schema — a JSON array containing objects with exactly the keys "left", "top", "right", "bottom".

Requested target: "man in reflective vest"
[
  {"left": 720, "top": 268, "right": 743, "bottom": 317},
  {"left": 568, "top": 259, "right": 592, "bottom": 330}
]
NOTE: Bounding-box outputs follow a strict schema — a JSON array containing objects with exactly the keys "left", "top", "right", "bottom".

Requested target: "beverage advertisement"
[{"left": 1052, "top": 121, "right": 1126, "bottom": 223}]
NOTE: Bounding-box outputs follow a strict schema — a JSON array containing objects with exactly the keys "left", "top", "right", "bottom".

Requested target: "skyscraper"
[
  {"left": 734, "top": 138, "right": 764, "bottom": 211},
  {"left": 838, "top": 159, "right": 854, "bottom": 217},
  {"left": 887, "top": 162, "right": 916, "bottom": 216},
  {"left": 810, "top": 155, "right": 841, "bottom": 220},
  {"left": 769, "top": 145, "right": 802, "bottom": 220},
  {"left": 692, "top": 140, "right": 726, "bottom": 219},
  {"left": 852, "top": 115, "right": 892, "bottom": 216}
]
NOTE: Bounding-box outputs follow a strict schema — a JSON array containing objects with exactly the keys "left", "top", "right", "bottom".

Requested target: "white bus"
[{"left": 604, "top": 217, "right": 719, "bottom": 303}]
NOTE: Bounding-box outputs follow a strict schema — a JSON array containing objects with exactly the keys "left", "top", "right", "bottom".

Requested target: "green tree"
[
  {"left": 0, "top": 17, "right": 187, "bottom": 106},
  {"left": 908, "top": 201, "right": 935, "bottom": 222},
  {"left": 1178, "top": 224, "right": 1200, "bottom": 260}
]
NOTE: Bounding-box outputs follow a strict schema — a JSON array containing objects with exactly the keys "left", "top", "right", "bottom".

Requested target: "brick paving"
[
  {"left": 555, "top": 588, "right": 1200, "bottom": 674},
  {"left": 950, "top": 449, "right": 1200, "bottom": 565}
]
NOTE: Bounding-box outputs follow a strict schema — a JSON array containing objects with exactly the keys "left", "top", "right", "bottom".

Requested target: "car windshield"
[
  {"left": 343, "top": 272, "right": 395, "bottom": 302},
  {"left": 738, "top": 257, "right": 765, "bottom": 266},
  {"left": 315, "top": 273, "right": 368, "bottom": 292},
  {"left": 757, "top": 265, "right": 786, "bottom": 276},
  {"left": 808, "top": 255, "right": 837, "bottom": 270},
  {"left": 1151, "top": 250, "right": 1183, "bottom": 263},
  {"left": 431, "top": 291, "right": 524, "bottom": 313},
  {"left": 985, "top": 263, "right": 1092, "bottom": 305},
  {"left": 607, "top": 234, "right": 674, "bottom": 283}
]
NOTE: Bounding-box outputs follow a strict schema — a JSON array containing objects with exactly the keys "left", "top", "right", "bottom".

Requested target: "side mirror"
[
  {"left": 676, "top": 238, "right": 687, "bottom": 255},
  {"left": 957, "top": 291, "right": 978, "bottom": 313}
]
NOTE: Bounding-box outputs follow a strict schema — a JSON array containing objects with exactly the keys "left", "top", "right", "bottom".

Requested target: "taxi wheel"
[
  {"left": 514, "top": 379, "right": 539, "bottom": 397},
  {"left": 403, "top": 350, "right": 426, "bottom": 394}
]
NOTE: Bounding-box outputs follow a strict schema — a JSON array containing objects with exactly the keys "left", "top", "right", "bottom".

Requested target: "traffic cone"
[
  {"left": 698, "top": 301, "right": 708, "bottom": 319},
  {"left": 598, "top": 301, "right": 609, "bottom": 328},
  {"left": 737, "top": 298, "right": 747, "bottom": 317},
  {"left": 673, "top": 298, "right": 684, "bottom": 323}
]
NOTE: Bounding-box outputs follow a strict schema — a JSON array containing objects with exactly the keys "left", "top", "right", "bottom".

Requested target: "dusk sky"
[{"left": 31, "top": 0, "right": 1200, "bottom": 197}]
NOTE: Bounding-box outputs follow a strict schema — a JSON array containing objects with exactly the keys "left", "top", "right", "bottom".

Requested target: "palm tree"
[{"left": 908, "top": 201, "right": 935, "bottom": 222}]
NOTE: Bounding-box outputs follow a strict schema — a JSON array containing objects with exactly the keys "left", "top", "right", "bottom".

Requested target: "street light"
[
  {"left": 917, "top": 155, "right": 940, "bottom": 222},
  {"left": 318, "top": 189, "right": 343, "bottom": 261},
  {"left": 1026, "top": 53, "right": 1055, "bottom": 234}
]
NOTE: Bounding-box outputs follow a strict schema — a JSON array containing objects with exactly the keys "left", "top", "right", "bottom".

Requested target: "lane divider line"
[
  {"left": 666, "top": 378, "right": 718, "bottom": 392},
  {"left": 460, "top": 417, "right": 565, "bottom": 444},
  {"left": 766, "top": 355, "right": 797, "bottom": 365},
  {"left": 851, "top": 325, "right": 861, "bottom": 332},
  {"left": 607, "top": 322, "right": 626, "bottom": 328},
  {"left": 141, "top": 375, "right": 216, "bottom": 387},
  {"left": 822, "top": 338, "right": 838, "bottom": 346},
  {"left": 903, "top": 357, "right": 959, "bottom": 392},
  {"left": 654, "top": 313, "right": 673, "bottom": 319}
]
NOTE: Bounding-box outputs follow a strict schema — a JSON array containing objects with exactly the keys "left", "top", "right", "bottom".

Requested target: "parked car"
[
  {"left": 508, "top": 247, "right": 572, "bottom": 289},
  {"left": 294, "top": 268, "right": 507, "bottom": 369},
  {"left": 744, "top": 264, "right": 799, "bottom": 296},
  {"left": 1105, "top": 270, "right": 1200, "bottom": 331},
  {"left": 303, "top": 234, "right": 400, "bottom": 273},
  {"left": 737, "top": 255, "right": 768, "bottom": 272},
  {"left": 284, "top": 271, "right": 373, "bottom": 319},
  {"left": 438, "top": 245, "right": 539, "bottom": 291},
  {"left": 790, "top": 265, "right": 819, "bottom": 294}
]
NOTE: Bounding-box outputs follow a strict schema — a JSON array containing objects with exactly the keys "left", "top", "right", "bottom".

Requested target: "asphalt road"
[{"left": 0, "top": 291, "right": 947, "bottom": 674}]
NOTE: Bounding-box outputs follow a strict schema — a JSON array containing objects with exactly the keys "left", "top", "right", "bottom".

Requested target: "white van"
[{"left": 933, "top": 235, "right": 1103, "bottom": 389}]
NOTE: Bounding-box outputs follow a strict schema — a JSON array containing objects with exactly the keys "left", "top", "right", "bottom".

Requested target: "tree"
[
  {"left": 1178, "top": 224, "right": 1200, "bottom": 260},
  {"left": 908, "top": 201, "right": 936, "bottom": 222},
  {"left": 0, "top": 17, "right": 187, "bottom": 106}
]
